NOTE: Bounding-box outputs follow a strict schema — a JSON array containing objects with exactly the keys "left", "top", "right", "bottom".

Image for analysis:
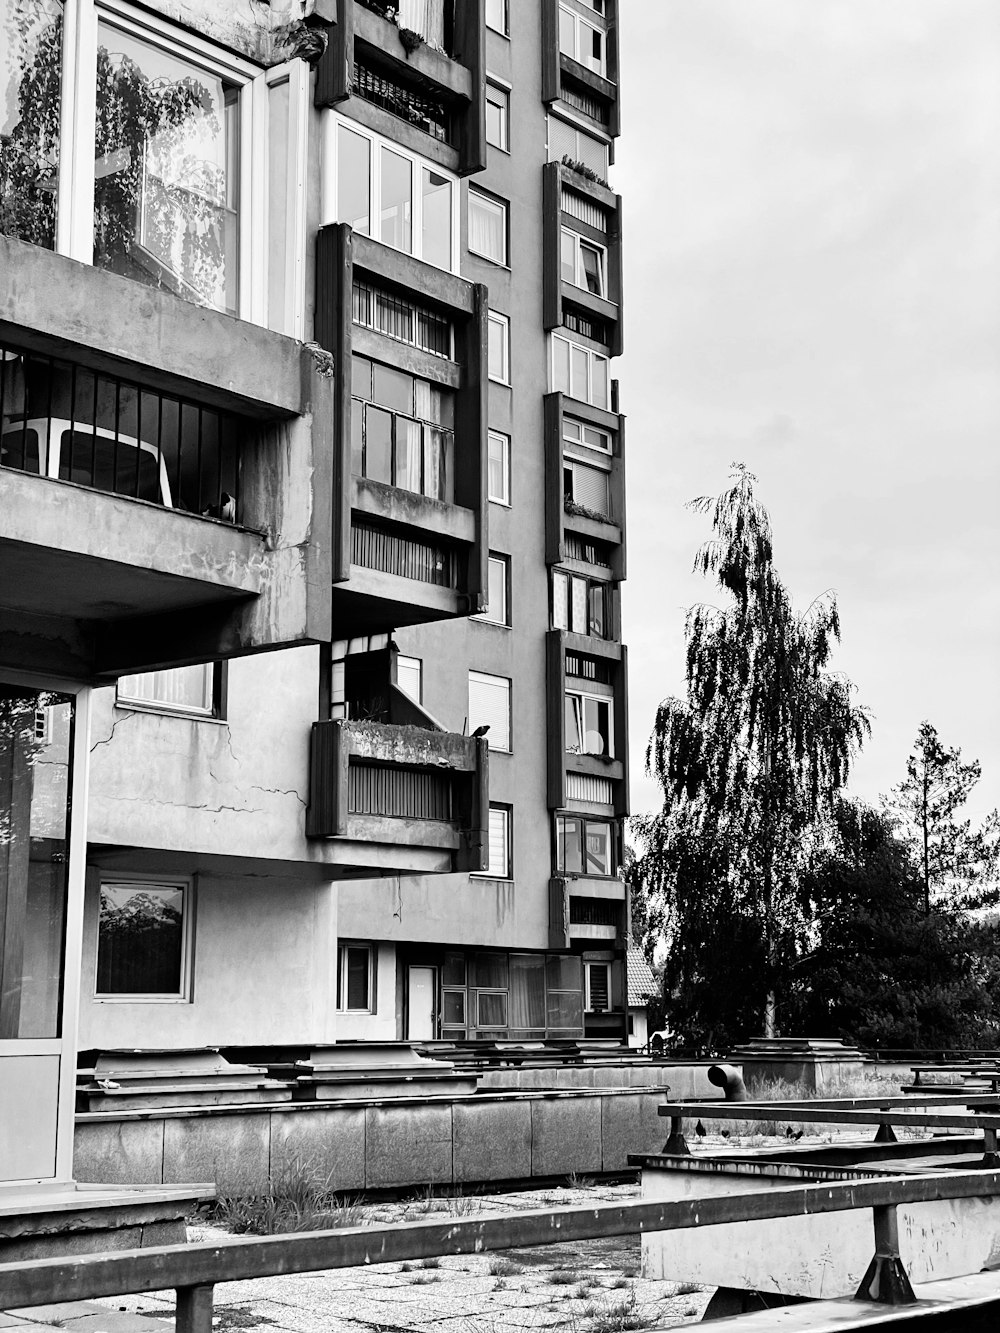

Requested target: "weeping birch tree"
[{"left": 632, "top": 464, "right": 871, "bottom": 1041}]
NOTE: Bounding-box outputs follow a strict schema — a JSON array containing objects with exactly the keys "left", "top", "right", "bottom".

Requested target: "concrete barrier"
[{"left": 75, "top": 1087, "right": 674, "bottom": 1194}]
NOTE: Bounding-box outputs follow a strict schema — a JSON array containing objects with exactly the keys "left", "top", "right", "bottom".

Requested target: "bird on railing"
[{"left": 471, "top": 724, "right": 490, "bottom": 738}]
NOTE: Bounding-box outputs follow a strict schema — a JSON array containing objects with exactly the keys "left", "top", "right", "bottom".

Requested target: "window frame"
[
  {"left": 485, "top": 0, "right": 510, "bottom": 36},
  {"left": 585, "top": 960, "right": 612, "bottom": 1013},
  {"left": 546, "top": 114, "right": 610, "bottom": 180},
  {"left": 487, "top": 429, "right": 511, "bottom": 505},
  {"left": 337, "top": 941, "right": 376, "bottom": 1013},
  {"left": 116, "top": 663, "right": 226, "bottom": 720},
  {"left": 324, "top": 113, "right": 461, "bottom": 273},
  {"left": 556, "top": 813, "right": 616, "bottom": 877},
  {"left": 560, "top": 227, "right": 608, "bottom": 297},
  {"left": 552, "top": 569, "right": 611, "bottom": 639},
  {"left": 550, "top": 333, "right": 610, "bottom": 408},
  {"left": 468, "top": 669, "right": 512, "bottom": 752},
  {"left": 473, "top": 804, "right": 512, "bottom": 879},
  {"left": 468, "top": 187, "right": 509, "bottom": 266},
  {"left": 485, "top": 81, "right": 510, "bottom": 152},
  {"left": 393, "top": 653, "right": 423, "bottom": 705},
  {"left": 488, "top": 311, "right": 511, "bottom": 385},
  {"left": 564, "top": 684, "right": 614, "bottom": 757},
  {"left": 94, "top": 872, "right": 194, "bottom": 1003},
  {"left": 558, "top": 4, "right": 607, "bottom": 77},
  {"left": 475, "top": 552, "right": 511, "bottom": 627}
]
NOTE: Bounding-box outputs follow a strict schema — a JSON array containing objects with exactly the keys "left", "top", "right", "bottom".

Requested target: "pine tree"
[
  {"left": 632, "top": 464, "right": 870, "bottom": 1040},
  {"left": 883, "top": 721, "right": 999, "bottom": 912}
]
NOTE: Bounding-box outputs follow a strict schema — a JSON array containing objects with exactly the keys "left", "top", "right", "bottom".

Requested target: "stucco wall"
[{"left": 78, "top": 871, "right": 338, "bottom": 1049}]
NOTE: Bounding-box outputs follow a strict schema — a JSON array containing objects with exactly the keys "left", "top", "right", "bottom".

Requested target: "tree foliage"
[
  {"left": 882, "top": 721, "right": 1000, "bottom": 913},
  {"left": 632, "top": 464, "right": 870, "bottom": 1041}
]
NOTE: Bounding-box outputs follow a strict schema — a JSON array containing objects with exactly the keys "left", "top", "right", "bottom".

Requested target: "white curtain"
[{"left": 398, "top": 0, "right": 444, "bottom": 47}]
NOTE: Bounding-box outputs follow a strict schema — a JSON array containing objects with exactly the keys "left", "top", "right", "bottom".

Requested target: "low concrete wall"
[
  {"left": 74, "top": 1088, "right": 672, "bottom": 1194},
  {"left": 476, "top": 1063, "right": 720, "bottom": 1096}
]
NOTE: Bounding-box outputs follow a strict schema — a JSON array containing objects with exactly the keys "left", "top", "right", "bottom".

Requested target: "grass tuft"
[{"left": 212, "top": 1155, "right": 367, "bottom": 1236}]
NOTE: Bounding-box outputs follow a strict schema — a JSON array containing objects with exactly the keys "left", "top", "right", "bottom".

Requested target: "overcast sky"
[{"left": 616, "top": 0, "right": 1000, "bottom": 826}]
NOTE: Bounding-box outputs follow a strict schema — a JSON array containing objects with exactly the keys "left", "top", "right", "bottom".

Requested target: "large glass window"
[
  {"left": 556, "top": 814, "right": 615, "bottom": 876},
  {"left": 550, "top": 333, "right": 610, "bottom": 409},
  {"left": 329, "top": 116, "right": 457, "bottom": 271},
  {"left": 94, "top": 22, "right": 240, "bottom": 315},
  {"left": 96, "top": 877, "right": 190, "bottom": 999},
  {"left": 558, "top": 4, "right": 607, "bottom": 76},
  {"left": 0, "top": 0, "right": 63, "bottom": 251},
  {"left": 560, "top": 227, "right": 607, "bottom": 297},
  {"left": 0, "top": 684, "right": 73, "bottom": 1037},
  {"left": 351, "top": 354, "right": 455, "bottom": 501},
  {"left": 552, "top": 570, "right": 610, "bottom": 639}
]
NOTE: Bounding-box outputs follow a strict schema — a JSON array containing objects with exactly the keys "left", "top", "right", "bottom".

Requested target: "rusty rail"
[{"left": 2, "top": 1170, "right": 1000, "bottom": 1331}]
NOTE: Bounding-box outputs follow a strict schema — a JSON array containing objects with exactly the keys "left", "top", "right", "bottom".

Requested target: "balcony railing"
[
  {"left": 354, "top": 58, "right": 450, "bottom": 142},
  {"left": 352, "top": 520, "right": 458, "bottom": 587},
  {"left": 0, "top": 341, "right": 242, "bottom": 520},
  {"left": 352, "top": 279, "right": 453, "bottom": 358}
]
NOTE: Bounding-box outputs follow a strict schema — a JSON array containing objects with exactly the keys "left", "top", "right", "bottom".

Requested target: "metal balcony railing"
[
  {"left": 0, "top": 342, "right": 242, "bottom": 520},
  {"left": 354, "top": 58, "right": 450, "bottom": 142}
]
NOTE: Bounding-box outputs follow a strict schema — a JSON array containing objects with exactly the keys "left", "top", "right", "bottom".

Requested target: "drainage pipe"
[{"left": 707, "top": 1063, "right": 747, "bottom": 1101}]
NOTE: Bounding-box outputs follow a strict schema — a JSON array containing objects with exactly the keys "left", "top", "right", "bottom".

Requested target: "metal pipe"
[{"left": 707, "top": 1063, "right": 747, "bottom": 1101}]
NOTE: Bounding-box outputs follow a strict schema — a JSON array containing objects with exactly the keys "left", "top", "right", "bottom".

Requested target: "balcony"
[
  {"left": 0, "top": 238, "right": 333, "bottom": 682},
  {"left": 315, "top": 0, "right": 486, "bottom": 175},
  {"left": 307, "top": 718, "right": 489, "bottom": 874},
  {"left": 544, "top": 392, "right": 625, "bottom": 581},
  {"left": 540, "top": 0, "right": 620, "bottom": 139},
  {"left": 316, "top": 224, "right": 488, "bottom": 634},
  {"left": 545, "top": 631, "right": 628, "bottom": 816},
  {"left": 543, "top": 162, "right": 624, "bottom": 357},
  {"left": 549, "top": 874, "right": 626, "bottom": 950}
]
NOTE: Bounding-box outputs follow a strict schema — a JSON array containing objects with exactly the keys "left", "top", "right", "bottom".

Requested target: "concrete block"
[
  {"left": 163, "top": 1114, "right": 270, "bottom": 1193},
  {"left": 365, "top": 1104, "right": 453, "bottom": 1189},
  {"left": 73, "top": 1120, "right": 165, "bottom": 1185},
  {"left": 269, "top": 1108, "right": 366, "bottom": 1192},
  {"left": 530, "top": 1096, "right": 602, "bottom": 1177},
  {"left": 601, "top": 1092, "right": 667, "bottom": 1171},
  {"left": 590, "top": 1068, "right": 632, "bottom": 1089},
  {"left": 453, "top": 1099, "right": 531, "bottom": 1183}
]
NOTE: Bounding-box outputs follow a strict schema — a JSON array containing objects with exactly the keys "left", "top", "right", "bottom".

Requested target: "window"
[
  {"left": 394, "top": 654, "right": 422, "bottom": 704},
  {"left": 560, "top": 228, "right": 607, "bottom": 297},
  {"left": 117, "top": 664, "right": 221, "bottom": 718},
  {"left": 352, "top": 279, "right": 453, "bottom": 358},
  {"left": 586, "top": 961, "right": 611, "bottom": 1012},
  {"left": 550, "top": 333, "right": 610, "bottom": 409},
  {"left": 328, "top": 118, "right": 458, "bottom": 272},
  {"left": 474, "top": 805, "right": 511, "bottom": 878},
  {"left": 96, "top": 877, "right": 191, "bottom": 1000},
  {"left": 552, "top": 571, "right": 611, "bottom": 639},
  {"left": 476, "top": 554, "right": 510, "bottom": 626},
  {"left": 488, "top": 311, "right": 510, "bottom": 384},
  {"left": 558, "top": 4, "right": 607, "bottom": 76},
  {"left": 468, "top": 189, "right": 508, "bottom": 265},
  {"left": 547, "top": 115, "right": 609, "bottom": 180},
  {"left": 565, "top": 686, "right": 613, "bottom": 756},
  {"left": 351, "top": 354, "right": 455, "bottom": 501},
  {"left": 485, "top": 83, "right": 509, "bottom": 151},
  {"left": 546, "top": 954, "right": 584, "bottom": 1029},
  {"left": 487, "top": 430, "right": 511, "bottom": 505},
  {"left": 485, "top": 0, "right": 508, "bottom": 35},
  {"left": 556, "top": 814, "right": 615, "bottom": 876},
  {"left": 468, "top": 670, "right": 511, "bottom": 751},
  {"left": 477, "top": 990, "right": 508, "bottom": 1027},
  {"left": 338, "top": 943, "right": 374, "bottom": 1011}
]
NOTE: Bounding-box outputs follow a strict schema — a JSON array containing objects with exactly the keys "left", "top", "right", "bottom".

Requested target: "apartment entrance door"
[{"left": 407, "top": 966, "right": 437, "bottom": 1040}]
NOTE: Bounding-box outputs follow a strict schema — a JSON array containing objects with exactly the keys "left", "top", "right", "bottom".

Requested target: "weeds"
[
  {"left": 671, "top": 1281, "right": 701, "bottom": 1296},
  {"left": 573, "top": 1283, "right": 592, "bottom": 1299},
  {"left": 566, "top": 1171, "right": 596, "bottom": 1190},
  {"left": 488, "top": 1258, "right": 522, "bottom": 1277},
  {"left": 212, "top": 1155, "right": 367, "bottom": 1236},
  {"left": 550, "top": 1269, "right": 583, "bottom": 1286},
  {"left": 583, "top": 1293, "right": 655, "bottom": 1333}
]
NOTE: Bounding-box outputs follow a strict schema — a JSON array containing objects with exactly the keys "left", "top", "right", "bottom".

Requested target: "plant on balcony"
[
  {"left": 565, "top": 499, "right": 612, "bottom": 525},
  {"left": 561, "top": 154, "right": 609, "bottom": 190},
  {"left": 398, "top": 26, "right": 424, "bottom": 55}
]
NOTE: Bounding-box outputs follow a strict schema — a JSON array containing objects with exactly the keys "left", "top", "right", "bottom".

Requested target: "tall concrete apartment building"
[{"left": 0, "top": 0, "right": 626, "bottom": 1187}]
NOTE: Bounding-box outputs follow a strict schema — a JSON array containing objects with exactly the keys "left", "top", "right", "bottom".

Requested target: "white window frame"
[
  {"left": 468, "top": 670, "right": 511, "bottom": 752},
  {"left": 556, "top": 813, "right": 615, "bottom": 876},
  {"left": 550, "top": 333, "right": 610, "bottom": 408},
  {"left": 474, "top": 805, "right": 512, "bottom": 879},
  {"left": 338, "top": 942, "right": 375, "bottom": 1013},
  {"left": 552, "top": 569, "right": 610, "bottom": 638},
  {"left": 322, "top": 113, "right": 461, "bottom": 273},
  {"left": 468, "top": 187, "right": 509, "bottom": 266},
  {"left": 485, "top": 0, "right": 509, "bottom": 36},
  {"left": 488, "top": 311, "right": 511, "bottom": 384},
  {"left": 116, "top": 664, "right": 220, "bottom": 719},
  {"left": 558, "top": 4, "right": 607, "bottom": 77},
  {"left": 560, "top": 227, "right": 607, "bottom": 297},
  {"left": 565, "top": 685, "right": 614, "bottom": 757},
  {"left": 585, "top": 960, "right": 612, "bottom": 1012},
  {"left": 49, "top": 1, "right": 268, "bottom": 324},
  {"left": 564, "top": 452, "right": 611, "bottom": 516},
  {"left": 94, "top": 873, "right": 194, "bottom": 1002},
  {"left": 475, "top": 553, "right": 510, "bottom": 627},
  {"left": 394, "top": 654, "right": 423, "bottom": 704},
  {"left": 563, "top": 416, "right": 612, "bottom": 456},
  {"left": 487, "top": 429, "right": 511, "bottom": 505},
  {"left": 485, "top": 81, "right": 509, "bottom": 152}
]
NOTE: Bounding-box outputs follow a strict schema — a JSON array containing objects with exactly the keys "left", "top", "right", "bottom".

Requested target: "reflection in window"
[
  {"left": 0, "top": 685, "right": 73, "bottom": 1038},
  {"left": 0, "top": 0, "right": 63, "bottom": 250},
  {"left": 117, "top": 664, "right": 218, "bottom": 717},
  {"left": 379, "top": 145, "right": 411, "bottom": 251},
  {"left": 93, "top": 24, "right": 240, "bottom": 314},
  {"left": 556, "top": 814, "right": 614, "bottom": 876},
  {"left": 351, "top": 354, "right": 455, "bottom": 501},
  {"left": 565, "top": 689, "right": 612, "bottom": 756},
  {"left": 421, "top": 167, "right": 451, "bottom": 270},
  {"left": 338, "top": 125, "right": 371, "bottom": 233},
  {"left": 96, "top": 879, "right": 188, "bottom": 997}
]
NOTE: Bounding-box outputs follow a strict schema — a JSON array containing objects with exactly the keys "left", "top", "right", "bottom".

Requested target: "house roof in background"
[{"left": 627, "top": 947, "right": 656, "bottom": 1007}]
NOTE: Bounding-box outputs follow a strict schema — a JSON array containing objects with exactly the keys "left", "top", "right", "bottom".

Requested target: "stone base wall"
[{"left": 74, "top": 1088, "right": 675, "bottom": 1194}]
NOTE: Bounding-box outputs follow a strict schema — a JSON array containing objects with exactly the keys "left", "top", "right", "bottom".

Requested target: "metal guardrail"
[{"left": 3, "top": 1171, "right": 1000, "bottom": 1332}]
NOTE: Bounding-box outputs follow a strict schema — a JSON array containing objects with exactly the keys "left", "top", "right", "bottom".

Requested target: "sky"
[{"left": 615, "top": 0, "right": 1000, "bottom": 825}]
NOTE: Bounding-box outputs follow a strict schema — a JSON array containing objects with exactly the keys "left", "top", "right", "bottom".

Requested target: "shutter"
[{"left": 469, "top": 673, "right": 510, "bottom": 750}]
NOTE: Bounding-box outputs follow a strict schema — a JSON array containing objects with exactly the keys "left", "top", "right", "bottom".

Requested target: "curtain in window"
[
  {"left": 510, "top": 954, "right": 545, "bottom": 1029},
  {"left": 118, "top": 665, "right": 213, "bottom": 713},
  {"left": 398, "top": 0, "right": 445, "bottom": 47},
  {"left": 469, "top": 194, "right": 505, "bottom": 262},
  {"left": 395, "top": 416, "right": 422, "bottom": 493}
]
